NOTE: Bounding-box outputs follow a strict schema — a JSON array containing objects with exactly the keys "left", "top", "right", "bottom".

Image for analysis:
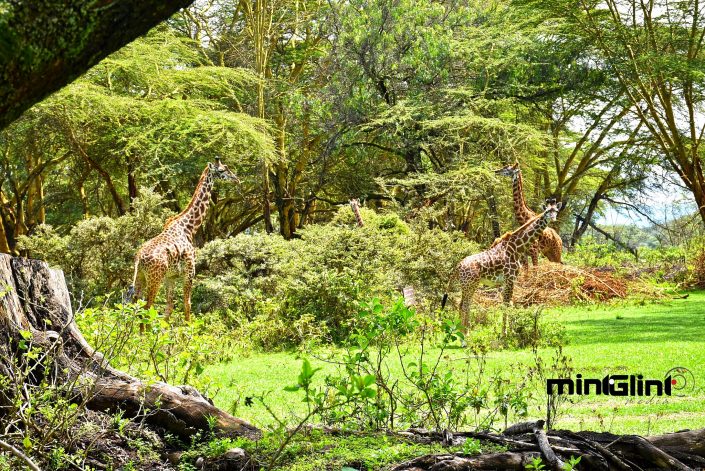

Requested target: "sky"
[{"left": 596, "top": 178, "right": 696, "bottom": 228}]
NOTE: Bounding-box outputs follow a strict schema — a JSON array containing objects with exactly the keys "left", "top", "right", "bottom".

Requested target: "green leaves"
[{"left": 284, "top": 358, "right": 322, "bottom": 393}]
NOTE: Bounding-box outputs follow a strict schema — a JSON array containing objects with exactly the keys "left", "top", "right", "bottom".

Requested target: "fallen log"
[
  {"left": 0, "top": 254, "right": 260, "bottom": 440},
  {"left": 391, "top": 423, "right": 705, "bottom": 471}
]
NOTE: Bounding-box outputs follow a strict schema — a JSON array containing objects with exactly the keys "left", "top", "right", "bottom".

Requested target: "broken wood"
[
  {"left": 532, "top": 421, "right": 566, "bottom": 471},
  {"left": 0, "top": 254, "right": 260, "bottom": 440},
  {"left": 390, "top": 423, "right": 705, "bottom": 471}
]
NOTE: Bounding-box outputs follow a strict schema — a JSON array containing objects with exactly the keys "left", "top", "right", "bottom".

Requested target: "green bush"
[
  {"left": 564, "top": 237, "right": 637, "bottom": 270},
  {"left": 195, "top": 206, "right": 478, "bottom": 345},
  {"left": 78, "top": 302, "right": 232, "bottom": 396},
  {"left": 22, "top": 201, "right": 478, "bottom": 348},
  {"left": 567, "top": 236, "right": 690, "bottom": 284},
  {"left": 18, "top": 189, "right": 174, "bottom": 296}
]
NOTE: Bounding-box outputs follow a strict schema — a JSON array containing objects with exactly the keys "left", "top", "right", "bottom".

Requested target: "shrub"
[
  {"left": 18, "top": 189, "right": 174, "bottom": 296},
  {"left": 78, "top": 302, "right": 231, "bottom": 396},
  {"left": 688, "top": 240, "right": 705, "bottom": 288},
  {"left": 194, "top": 206, "right": 478, "bottom": 345}
]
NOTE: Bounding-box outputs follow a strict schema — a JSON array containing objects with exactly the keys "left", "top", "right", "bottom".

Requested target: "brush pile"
[{"left": 475, "top": 262, "right": 635, "bottom": 306}]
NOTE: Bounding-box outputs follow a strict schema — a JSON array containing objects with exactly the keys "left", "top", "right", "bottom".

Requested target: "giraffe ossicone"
[
  {"left": 495, "top": 162, "right": 563, "bottom": 265},
  {"left": 127, "top": 160, "right": 239, "bottom": 332},
  {"left": 444, "top": 199, "right": 562, "bottom": 329}
]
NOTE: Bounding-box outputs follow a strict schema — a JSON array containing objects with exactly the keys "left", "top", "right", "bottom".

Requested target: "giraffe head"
[
  {"left": 542, "top": 198, "right": 562, "bottom": 221},
  {"left": 494, "top": 162, "right": 520, "bottom": 180},
  {"left": 208, "top": 157, "right": 240, "bottom": 183}
]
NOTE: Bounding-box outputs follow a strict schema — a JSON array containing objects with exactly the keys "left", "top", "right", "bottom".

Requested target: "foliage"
[
  {"left": 687, "top": 240, "right": 705, "bottom": 289},
  {"left": 18, "top": 189, "right": 173, "bottom": 295},
  {"left": 194, "top": 206, "right": 478, "bottom": 346},
  {"left": 271, "top": 298, "right": 537, "bottom": 432},
  {"left": 0, "top": 320, "right": 166, "bottom": 470},
  {"left": 77, "top": 302, "right": 233, "bottom": 396},
  {"left": 502, "top": 306, "right": 565, "bottom": 349}
]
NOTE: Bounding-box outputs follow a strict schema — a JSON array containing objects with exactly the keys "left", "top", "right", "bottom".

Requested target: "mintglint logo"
[{"left": 547, "top": 367, "right": 693, "bottom": 397}]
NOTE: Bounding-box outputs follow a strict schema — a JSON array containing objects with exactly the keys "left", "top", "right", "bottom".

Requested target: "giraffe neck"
[
  {"left": 168, "top": 166, "right": 214, "bottom": 239},
  {"left": 350, "top": 200, "right": 364, "bottom": 227},
  {"left": 513, "top": 171, "right": 537, "bottom": 224},
  {"left": 507, "top": 212, "right": 550, "bottom": 253}
]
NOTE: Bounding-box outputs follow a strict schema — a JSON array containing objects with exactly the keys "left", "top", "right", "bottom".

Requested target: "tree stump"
[{"left": 0, "top": 254, "right": 260, "bottom": 440}]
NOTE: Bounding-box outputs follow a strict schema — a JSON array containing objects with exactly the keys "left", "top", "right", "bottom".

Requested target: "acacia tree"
[
  {"left": 521, "top": 0, "right": 705, "bottom": 225},
  {"left": 0, "top": 29, "right": 273, "bottom": 252},
  {"left": 177, "top": 0, "right": 332, "bottom": 238}
]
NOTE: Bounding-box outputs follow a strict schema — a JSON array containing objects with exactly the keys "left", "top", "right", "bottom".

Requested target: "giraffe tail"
[
  {"left": 441, "top": 266, "right": 459, "bottom": 310},
  {"left": 125, "top": 255, "right": 140, "bottom": 303}
]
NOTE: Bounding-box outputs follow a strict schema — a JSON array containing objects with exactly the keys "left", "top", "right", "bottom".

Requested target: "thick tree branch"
[{"left": 0, "top": 0, "right": 194, "bottom": 130}]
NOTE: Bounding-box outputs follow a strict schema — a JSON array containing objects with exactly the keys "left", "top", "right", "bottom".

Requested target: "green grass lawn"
[{"left": 207, "top": 292, "right": 705, "bottom": 436}]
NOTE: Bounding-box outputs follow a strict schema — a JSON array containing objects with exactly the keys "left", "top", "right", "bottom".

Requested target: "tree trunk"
[
  {"left": 0, "top": 254, "right": 260, "bottom": 440},
  {"left": 127, "top": 155, "right": 139, "bottom": 206},
  {"left": 0, "top": 0, "right": 194, "bottom": 131},
  {"left": 486, "top": 191, "right": 501, "bottom": 239},
  {"left": 0, "top": 209, "right": 11, "bottom": 254},
  {"left": 570, "top": 192, "right": 604, "bottom": 248}
]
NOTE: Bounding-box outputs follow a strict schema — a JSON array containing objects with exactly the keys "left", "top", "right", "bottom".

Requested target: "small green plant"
[
  {"left": 461, "top": 437, "right": 482, "bottom": 455},
  {"left": 526, "top": 456, "right": 546, "bottom": 470},
  {"left": 77, "top": 302, "right": 229, "bottom": 397},
  {"left": 110, "top": 410, "right": 130, "bottom": 437},
  {"left": 563, "top": 455, "right": 582, "bottom": 471}
]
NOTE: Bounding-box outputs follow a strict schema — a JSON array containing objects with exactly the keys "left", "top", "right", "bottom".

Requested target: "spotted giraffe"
[
  {"left": 495, "top": 162, "right": 563, "bottom": 265},
  {"left": 349, "top": 198, "right": 364, "bottom": 227},
  {"left": 443, "top": 200, "right": 562, "bottom": 328},
  {"left": 128, "top": 159, "right": 239, "bottom": 330}
]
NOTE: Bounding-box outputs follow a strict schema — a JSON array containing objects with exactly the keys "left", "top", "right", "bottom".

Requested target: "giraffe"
[
  {"left": 128, "top": 159, "right": 239, "bottom": 330},
  {"left": 495, "top": 162, "right": 563, "bottom": 265},
  {"left": 442, "top": 199, "right": 562, "bottom": 328},
  {"left": 349, "top": 198, "right": 364, "bottom": 227}
]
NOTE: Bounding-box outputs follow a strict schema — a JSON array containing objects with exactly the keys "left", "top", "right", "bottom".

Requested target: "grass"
[{"left": 207, "top": 291, "right": 705, "bottom": 438}]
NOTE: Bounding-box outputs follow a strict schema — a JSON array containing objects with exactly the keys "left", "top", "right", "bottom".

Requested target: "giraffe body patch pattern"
[
  {"left": 129, "top": 160, "right": 239, "bottom": 331},
  {"left": 448, "top": 200, "right": 562, "bottom": 328}
]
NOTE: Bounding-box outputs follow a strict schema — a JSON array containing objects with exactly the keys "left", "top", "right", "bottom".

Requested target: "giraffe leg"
[
  {"left": 502, "top": 277, "right": 515, "bottom": 305},
  {"left": 530, "top": 242, "right": 539, "bottom": 266},
  {"left": 142, "top": 268, "right": 165, "bottom": 333},
  {"left": 460, "top": 279, "right": 478, "bottom": 330},
  {"left": 164, "top": 278, "right": 175, "bottom": 321},
  {"left": 501, "top": 275, "right": 517, "bottom": 337},
  {"left": 183, "top": 250, "right": 196, "bottom": 323}
]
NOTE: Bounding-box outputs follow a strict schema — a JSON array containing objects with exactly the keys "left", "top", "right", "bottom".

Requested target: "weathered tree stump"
[{"left": 0, "top": 254, "right": 260, "bottom": 440}]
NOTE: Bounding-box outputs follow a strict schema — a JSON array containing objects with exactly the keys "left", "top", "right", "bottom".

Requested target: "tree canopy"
[{"left": 0, "top": 0, "right": 702, "bottom": 252}]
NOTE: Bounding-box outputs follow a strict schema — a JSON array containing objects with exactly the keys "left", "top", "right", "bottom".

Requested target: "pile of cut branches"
[
  {"left": 475, "top": 263, "right": 637, "bottom": 306},
  {"left": 393, "top": 420, "right": 705, "bottom": 471}
]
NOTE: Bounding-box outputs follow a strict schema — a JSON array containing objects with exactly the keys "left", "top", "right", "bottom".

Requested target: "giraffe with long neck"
[
  {"left": 129, "top": 159, "right": 239, "bottom": 329},
  {"left": 349, "top": 198, "right": 364, "bottom": 227},
  {"left": 443, "top": 200, "right": 562, "bottom": 328},
  {"left": 496, "top": 162, "right": 563, "bottom": 265}
]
